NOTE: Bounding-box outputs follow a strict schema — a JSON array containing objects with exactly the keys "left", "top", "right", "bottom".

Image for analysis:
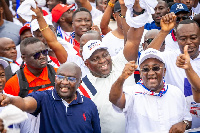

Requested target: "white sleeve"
[{"left": 90, "top": 6, "right": 103, "bottom": 21}]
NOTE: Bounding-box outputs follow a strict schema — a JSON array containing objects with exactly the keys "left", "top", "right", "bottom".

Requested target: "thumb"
[{"left": 184, "top": 45, "right": 189, "bottom": 56}]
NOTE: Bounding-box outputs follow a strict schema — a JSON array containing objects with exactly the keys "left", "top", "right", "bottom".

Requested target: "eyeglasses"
[
  {"left": 140, "top": 66, "right": 163, "bottom": 73},
  {"left": 176, "top": 16, "right": 189, "bottom": 23},
  {"left": 55, "top": 75, "right": 77, "bottom": 83},
  {"left": 144, "top": 38, "right": 165, "bottom": 46},
  {"left": 32, "top": 49, "right": 48, "bottom": 59}
]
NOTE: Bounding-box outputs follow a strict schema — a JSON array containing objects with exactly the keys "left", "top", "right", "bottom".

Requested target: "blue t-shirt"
[
  {"left": 144, "top": 21, "right": 161, "bottom": 30},
  {"left": 28, "top": 89, "right": 101, "bottom": 133}
]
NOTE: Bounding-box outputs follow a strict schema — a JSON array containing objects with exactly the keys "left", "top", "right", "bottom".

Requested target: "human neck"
[
  {"left": 155, "top": 22, "right": 160, "bottom": 27},
  {"left": 0, "top": 19, "right": 4, "bottom": 26},
  {"left": 60, "top": 23, "right": 73, "bottom": 32},
  {"left": 111, "top": 28, "right": 124, "bottom": 39},
  {"left": 64, "top": 93, "right": 77, "bottom": 104},
  {"left": 74, "top": 34, "right": 81, "bottom": 43}
]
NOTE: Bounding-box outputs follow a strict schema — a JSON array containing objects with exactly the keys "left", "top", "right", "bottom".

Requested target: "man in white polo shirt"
[{"left": 148, "top": 12, "right": 200, "bottom": 128}]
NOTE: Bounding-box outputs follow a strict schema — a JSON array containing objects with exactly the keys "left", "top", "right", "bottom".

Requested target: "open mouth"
[{"left": 60, "top": 87, "right": 69, "bottom": 93}]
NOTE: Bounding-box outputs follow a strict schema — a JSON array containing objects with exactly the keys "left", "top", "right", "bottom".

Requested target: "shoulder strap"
[
  {"left": 18, "top": 68, "right": 30, "bottom": 98},
  {"left": 18, "top": 64, "right": 56, "bottom": 98},
  {"left": 5, "top": 64, "right": 14, "bottom": 81}
]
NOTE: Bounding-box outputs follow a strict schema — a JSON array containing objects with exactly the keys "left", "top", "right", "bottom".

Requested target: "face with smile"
[
  {"left": 176, "top": 23, "right": 200, "bottom": 60},
  {"left": 72, "top": 11, "right": 92, "bottom": 38},
  {"left": 140, "top": 58, "right": 166, "bottom": 93},
  {"left": 55, "top": 62, "right": 81, "bottom": 103},
  {"left": 85, "top": 49, "right": 112, "bottom": 78}
]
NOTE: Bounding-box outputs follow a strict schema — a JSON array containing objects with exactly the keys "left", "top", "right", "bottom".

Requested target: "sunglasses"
[
  {"left": 32, "top": 49, "right": 48, "bottom": 60},
  {"left": 176, "top": 16, "right": 189, "bottom": 23},
  {"left": 144, "top": 38, "right": 165, "bottom": 46},
  {"left": 55, "top": 75, "right": 77, "bottom": 83},
  {"left": 140, "top": 66, "right": 163, "bottom": 73}
]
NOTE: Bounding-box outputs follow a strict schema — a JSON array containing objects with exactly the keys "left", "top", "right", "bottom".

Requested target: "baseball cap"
[
  {"left": 114, "top": 1, "right": 121, "bottom": 13},
  {"left": 31, "top": 16, "right": 53, "bottom": 34},
  {"left": 170, "top": 3, "right": 190, "bottom": 14},
  {"left": 139, "top": 48, "right": 165, "bottom": 66},
  {"left": 52, "top": 3, "right": 75, "bottom": 23},
  {"left": 19, "top": 23, "right": 31, "bottom": 35},
  {"left": 82, "top": 40, "right": 108, "bottom": 61},
  {"left": 0, "top": 59, "right": 9, "bottom": 69}
]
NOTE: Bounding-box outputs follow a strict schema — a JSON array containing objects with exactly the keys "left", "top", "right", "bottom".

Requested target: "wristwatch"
[
  {"left": 183, "top": 120, "right": 189, "bottom": 129},
  {"left": 133, "top": 9, "right": 145, "bottom": 15}
]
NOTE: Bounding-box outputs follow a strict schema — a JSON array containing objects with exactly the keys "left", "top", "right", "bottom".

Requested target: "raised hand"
[
  {"left": 133, "top": 0, "right": 143, "bottom": 12},
  {"left": 121, "top": 61, "right": 138, "bottom": 80},
  {"left": 160, "top": 13, "right": 176, "bottom": 32},
  {"left": 176, "top": 45, "right": 191, "bottom": 70}
]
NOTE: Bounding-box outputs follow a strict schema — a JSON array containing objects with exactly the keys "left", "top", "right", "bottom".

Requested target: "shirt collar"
[
  {"left": 52, "top": 89, "right": 83, "bottom": 104},
  {"left": 24, "top": 65, "right": 48, "bottom": 83}
]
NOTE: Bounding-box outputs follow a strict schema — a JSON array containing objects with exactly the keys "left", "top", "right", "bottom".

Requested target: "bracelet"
[
  {"left": 133, "top": 9, "right": 145, "bottom": 15},
  {"left": 119, "top": 13, "right": 125, "bottom": 18},
  {"left": 108, "top": 2, "right": 115, "bottom": 8},
  {"left": 39, "top": 24, "right": 49, "bottom": 31}
]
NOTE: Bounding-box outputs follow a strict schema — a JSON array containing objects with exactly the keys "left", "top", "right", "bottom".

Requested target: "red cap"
[
  {"left": 19, "top": 23, "right": 31, "bottom": 35},
  {"left": 51, "top": 4, "right": 75, "bottom": 23}
]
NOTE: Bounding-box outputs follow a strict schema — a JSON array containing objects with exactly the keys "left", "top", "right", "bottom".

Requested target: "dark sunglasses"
[
  {"left": 176, "top": 16, "right": 189, "bottom": 23},
  {"left": 140, "top": 66, "right": 163, "bottom": 73},
  {"left": 145, "top": 38, "right": 165, "bottom": 46},
  {"left": 32, "top": 49, "right": 48, "bottom": 59}
]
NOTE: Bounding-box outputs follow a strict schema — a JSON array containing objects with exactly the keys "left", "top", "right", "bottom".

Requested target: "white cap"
[
  {"left": 0, "top": 59, "right": 9, "bottom": 69},
  {"left": 31, "top": 16, "right": 53, "bottom": 34},
  {"left": 82, "top": 40, "right": 108, "bottom": 61},
  {"left": 139, "top": 48, "right": 165, "bottom": 66}
]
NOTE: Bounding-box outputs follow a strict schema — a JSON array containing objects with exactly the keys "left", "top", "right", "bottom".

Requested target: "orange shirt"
[{"left": 4, "top": 65, "right": 57, "bottom": 96}]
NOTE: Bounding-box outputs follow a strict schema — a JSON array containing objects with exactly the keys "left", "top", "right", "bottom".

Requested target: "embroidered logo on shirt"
[{"left": 83, "top": 113, "right": 86, "bottom": 121}]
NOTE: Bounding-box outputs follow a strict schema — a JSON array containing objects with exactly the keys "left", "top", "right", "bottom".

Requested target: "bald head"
[
  {"left": 144, "top": 29, "right": 160, "bottom": 41},
  {"left": 80, "top": 30, "right": 102, "bottom": 58},
  {"left": 57, "top": 62, "right": 82, "bottom": 79},
  {"left": 0, "top": 37, "right": 17, "bottom": 61}
]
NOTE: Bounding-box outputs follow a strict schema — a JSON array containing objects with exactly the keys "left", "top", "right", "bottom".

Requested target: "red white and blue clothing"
[
  {"left": 28, "top": 89, "right": 101, "bottom": 133},
  {"left": 113, "top": 83, "right": 192, "bottom": 133}
]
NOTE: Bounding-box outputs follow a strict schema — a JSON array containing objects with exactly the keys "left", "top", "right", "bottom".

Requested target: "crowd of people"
[{"left": 0, "top": 0, "right": 200, "bottom": 132}]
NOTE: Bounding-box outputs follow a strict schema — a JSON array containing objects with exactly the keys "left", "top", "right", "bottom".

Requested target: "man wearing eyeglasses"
[
  {"left": 148, "top": 12, "right": 200, "bottom": 128},
  {"left": 0, "top": 62, "right": 101, "bottom": 133},
  {"left": 142, "top": 29, "right": 165, "bottom": 52},
  {"left": 109, "top": 48, "right": 192, "bottom": 132}
]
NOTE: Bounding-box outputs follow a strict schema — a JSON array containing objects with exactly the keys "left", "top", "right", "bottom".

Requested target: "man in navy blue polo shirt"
[{"left": 0, "top": 62, "right": 101, "bottom": 133}]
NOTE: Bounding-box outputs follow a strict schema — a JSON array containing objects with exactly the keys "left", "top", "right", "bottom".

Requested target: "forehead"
[
  {"left": 156, "top": 0, "right": 167, "bottom": 7},
  {"left": 0, "top": 38, "right": 15, "bottom": 47},
  {"left": 24, "top": 42, "right": 46, "bottom": 53},
  {"left": 57, "top": 65, "right": 81, "bottom": 78},
  {"left": 144, "top": 30, "right": 159, "bottom": 40},
  {"left": 140, "top": 58, "right": 164, "bottom": 67},
  {"left": 90, "top": 49, "right": 108, "bottom": 58},
  {"left": 176, "top": 23, "right": 199, "bottom": 36},
  {"left": 0, "top": 65, "right": 4, "bottom": 71},
  {"left": 176, "top": 11, "right": 189, "bottom": 17},
  {"left": 73, "top": 11, "right": 91, "bottom": 20}
]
